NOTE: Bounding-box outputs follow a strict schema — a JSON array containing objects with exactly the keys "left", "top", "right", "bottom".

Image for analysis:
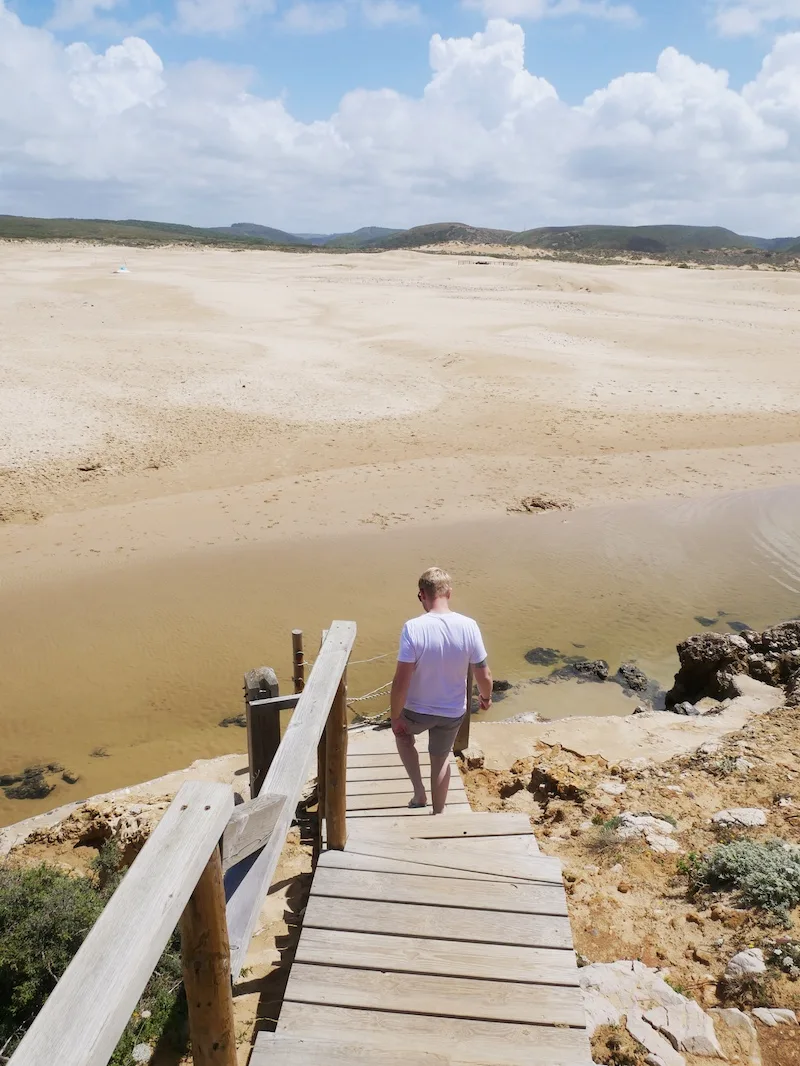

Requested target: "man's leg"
[
  {"left": 430, "top": 753, "right": 451, "bottom": 815},
  {"left": 395, "top": 732, "right": 427, "bottom": 806}
]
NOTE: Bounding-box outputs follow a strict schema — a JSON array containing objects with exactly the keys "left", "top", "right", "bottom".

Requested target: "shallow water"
[{"left": 1, "top": 485, "right": 799, "bottom": 825}]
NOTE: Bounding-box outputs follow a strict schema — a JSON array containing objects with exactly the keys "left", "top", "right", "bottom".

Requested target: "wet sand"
[{"left": 2, "top": 244, "right": 800, "bottom": 824}]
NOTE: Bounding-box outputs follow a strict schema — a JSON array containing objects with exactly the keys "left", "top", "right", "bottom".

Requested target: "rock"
[
  {"left": 626, "top": 1008, "right": 686, "bottom": 1066},
  {"left": 761, "top": 620, "right": 800, "bottom": 656},
  {"left": 525, "top": 647, "right": 563, "bottom": 667},
  {"left": 132, "top": 1045, "right": 152, "bottom": 1064},
  {"left": 62, "top": 771, "right": 80, "bottom": 785},
  {"left": 492, "top": 679, "right": 512, "bottom": 692},
  {"left": 461, "top": 744, "right": 485, "bottom": 770},
  {"left": 751, "top": 1007, "right": 797, "bottom": 1027},
  {"left": 571, "top": 659, "right": 609, "bottom": 682},
  {"left": 579, "top": 960, "right": 686, "bottom": 1035},
  {"left": 695, "top": 616, "right": 719, "bottom": 628},
  {"left": 218, "top": 714, "right": 247, "bottom": 728},
  {"left": 616, "top": 813, "right": 681, "bottom": 853},
  {"left": 734, "top": 757, "right": 754, "bottom": 772},
  {"left": 598, "top": 780, "right": 627, "bottom": 795},
  {"left": 674, "top": 702, "right": 701, "bottom": 716},
  {"left": 666, "top": 632, "right": 751, "bottom": 707},
  {"left": 710, "top": 1008, "right": 762, "bottom": 1066},
  {"left": 726, "top": 949, "right": 766, "bottom": 978},
  {"left": 3, "top": 768, "right": 55, "bottom": 800},
  {"left": 618, "top": 881, "right": 632, "bottom": 893},
  {"left": 712, "top": 808, "right": 767, "bottom": 828},
  {"left": 616, "top": 663, "right": 650, "bottom": 693},
  {"left": 644, "top": 1002, "right": 726, "bottom": 1057}
]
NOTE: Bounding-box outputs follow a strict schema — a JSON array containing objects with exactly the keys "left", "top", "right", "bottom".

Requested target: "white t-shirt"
[{"left": 398, "top": 611, "right": 488, "bottom": 718}]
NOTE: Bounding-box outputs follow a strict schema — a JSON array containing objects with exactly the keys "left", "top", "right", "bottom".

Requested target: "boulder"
[
  {"left": 616, "top": 813, "right": 681, "bottom": 854},
  {"left": 598, "top": 780, "right": 627, "bottom": 796},
  {"left": 626, "top": 1008, "right": 686, "bottom": 1066},
  {"left": 761, "top": 620, "right": 800, "bottom": 657},
  {"left": 616, "top": 663, "right": 650, "bottom": 694},
  {"left": 673, "top": 702, "right": 700, "bottom": 716},
  {"left": 726, "top": 948, "right": 766, "bottom": 978},
  {"left": 751, "top": 1007, "right": 797, "bottom": 1027},
  {"left": 712, "top": 808, "right": 767, "bottom": 828},
  {"left": 644, "top": 1002, "right": 726, "bottom": 1058},
  {"left": 666, "top": 632, "right": 750, "bottom": 707},
  {"left": 710, "top": 1008, "right": 762, "bottom": 1066},
  {"left": 579, "top": 960, "right": 685, "bottom": 1034}
]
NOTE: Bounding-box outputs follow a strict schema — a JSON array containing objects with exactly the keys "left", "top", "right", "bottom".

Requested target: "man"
[{"left": 390, "top": 567, "right": 492, "bottom": 814}]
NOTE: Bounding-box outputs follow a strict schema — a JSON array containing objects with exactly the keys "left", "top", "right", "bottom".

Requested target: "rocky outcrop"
[{"left": 666, "top": 622, "right": 800, "bottom": 708}]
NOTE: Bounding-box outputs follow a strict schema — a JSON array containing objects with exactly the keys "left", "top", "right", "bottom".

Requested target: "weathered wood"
[
  {"left": 454, "top": 665, "right": 473, "bottom": 753},
  {"left": 317, "top": 847, "right": 521, "bottom": 883},
  {"left": 295, "top": 928, "right": 579, "bottom": 986},
  {"left": 245, "top": 667, "right": 280, "bottom": 799},
  {"left": 303, "top": 895, "right": 573, "bottom": 949},
  {"left": 221, "top": 791, "right": 285, "bottom": 874},
  {"left": 310, "top": 865, "right": 568, "bottom": 916},
  {"left": 348, "top": 776, "right": 466, "bottom": 798},
  {"left": 276, "top": 1005, "right": 595, "bottom": 1066},
  {"left": 346, "top": 751, "right": 433, "bottom": 768},
  {"left": 180, "top": 848, "right": 237, "bottom": 1066},
  {"left": 252, "top": 1033, "right": 471, "bottom": 1066},
  {"left": 349, "top": 813, "right": 531, "bottom": 839},
  {"left": 284, "top": 963, "right": 586, "bottom": 1027},
  {"left": 347, "top": 762, "right": 439, "bottom": 782},
  {"left": 343, "top": 834, "right": 563, "bottom": 883},
  {"left": 246, "top": 694, "right": 301, "bottom": 712},
  {"left": 347, "top": 790, "right": 467, "bottom": 811},
  {"left": 9, "top": 782, "right": 234, "bottom": 1066},
  {"left": 226, "top": 621, "right": 356, "bottom": 979},
  {"left": 292, "top": 629, "right": 305, "bottom": 693},
  {"left": 325, "top": 671, "right": 348, "bottom": 850},
  {"left": 347, "top": 802, "right": 473, "bottom": 819}
]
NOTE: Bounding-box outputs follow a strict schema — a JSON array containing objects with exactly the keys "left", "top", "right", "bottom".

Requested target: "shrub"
[
  {"left": 690, "top": 839, "right": 800, "bottom": 922},
  {"left": 0, "top": 850, "right": 187, "bottom": 1062}
]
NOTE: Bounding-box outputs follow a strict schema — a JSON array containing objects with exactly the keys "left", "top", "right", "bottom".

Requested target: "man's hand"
[
  {"left": 478, "top": 693, "right": 492, "bottom": 711},
  {"left": 391, "top": 714, "right": 409, "bottom": 737},
  {"left": 390, "top": 661, "right": 416, "bottom": 735},
  {"left": 474, "top": 660, "right": 493, "bottom": 712}
]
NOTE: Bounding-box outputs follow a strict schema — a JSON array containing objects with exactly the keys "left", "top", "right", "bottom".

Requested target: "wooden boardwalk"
[{"left": 252, "top": 729, "right": 592, "bottom": 1066}]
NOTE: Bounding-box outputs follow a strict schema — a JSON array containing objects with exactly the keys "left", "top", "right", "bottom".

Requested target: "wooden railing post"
[
  {"left": 292, "top": 629, "right": 305, "bottom": 693},
  {"left": 454, "top": 664, "right": 473, "bottom": 754},
  {"left": 244, "top": 667, "right": 280, "bottom": 799},
  {"left": 180, "top": 847, "right": 237, "bottom": 1066},
  {"left": 325, "top": 668, "right": 348, "bottom": 850}
]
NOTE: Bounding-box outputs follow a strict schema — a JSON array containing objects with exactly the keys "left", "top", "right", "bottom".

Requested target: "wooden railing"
[{"left": 9, "top": 620, "right": 357, "bottom": 1066}]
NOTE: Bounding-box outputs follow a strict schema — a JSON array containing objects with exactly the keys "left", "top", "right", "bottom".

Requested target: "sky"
[{"left": 3, "top": 0, "right": 800, "bottom": 234}]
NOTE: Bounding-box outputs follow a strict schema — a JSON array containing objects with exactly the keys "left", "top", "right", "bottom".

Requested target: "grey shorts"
[{"left": 400, "top": 708, "right": 465, "bottom": 757}]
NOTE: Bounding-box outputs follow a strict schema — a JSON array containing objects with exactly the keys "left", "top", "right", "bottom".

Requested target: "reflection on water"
[{"left": 1, "top": 485, "right": 799, "bottom": 824}]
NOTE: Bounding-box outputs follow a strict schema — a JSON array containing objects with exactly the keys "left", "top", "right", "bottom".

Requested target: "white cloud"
[
  {"left": 279, "top": 1, "right": 349, "bottom": 32},
  {"left": 49, "top": 0, "right": 122, "bottom": 30},
  {"left": 464, "top": 0, "right": 638, "bottom": 23},
  {"left": 175, "top": 0, "right": 276, "bottom": 32},
  {"left": 3, "top": 6, "right": 800, "bottom": 234},
  {"left": 361, "top": 0, "right": 420, "bottom": 25},
  {"left": 714, "top": 1, "right": 800, "bottom": 37}
]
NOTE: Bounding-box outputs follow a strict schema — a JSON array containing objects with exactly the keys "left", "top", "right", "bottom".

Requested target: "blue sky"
[{"left": 4, "top": 0, "right": 800, "bottom": 232}]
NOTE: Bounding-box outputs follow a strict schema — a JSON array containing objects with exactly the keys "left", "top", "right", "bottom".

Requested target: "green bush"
[
  {"left": 691, "top": 839, "right": 800, "bottom": 922},
  {"left": 0, "top": 848, "right": 187, "bottom": 1063}
]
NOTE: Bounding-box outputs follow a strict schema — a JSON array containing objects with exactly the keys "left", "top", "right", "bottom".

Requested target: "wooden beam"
[
  {"left": 292, "top": 629, "right": 305, "bottom": 693},
  {"left": 221, "top": 791, "right": 286, "bottom": 874},
  {"left": 226, "top": 621, "right": 356, "bottom": 979},
  {"left": 180, "top": 848, "right": 237, "bottom": 1066},
  {"left": 8, "top": 782, "right": 234, "bottom": 1066},
  {"left": 454, "top": 665, "right": 473, "bottom": 754},
  {"left": 244, "top": 667, "right": 280, "bottom": 799},
  {"left": 325, "top": 671, "right": 348, "bottom": 850},
  {"left": 246, "top": 694, "right": 301, "bottom": 712}
]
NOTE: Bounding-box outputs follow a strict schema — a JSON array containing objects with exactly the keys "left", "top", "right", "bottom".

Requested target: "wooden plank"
[
  {"left": 347, "top": 803, "right": 472, "bottom": 819},
  {"left": 252, "top": 1033, "right": 468, "bottom": 1066},
  {"left": 347, "top": 751, "right": 433, "bottom": 768},
  {"left": 292, "top": 629, "right": 305, "bottom": 693},
  {"left": 180, "top": 848, "right": 236, "bottom": 1066},
  {"left": 310, "top": 865, "right": 568, "bottom": 916},
  {"left": 318, "top": 848, "right": 521, "bottom": 884},
  {"left": 244, "top": 667, "right": 280, "bottom": 799},
  {"left": 343, "top": 835, "right": 563, "bottom": 884},
  {"left": 9, "top": 782, "right": 234, "bottom": 1066},
  {"left": 348, "top": 776, "right": 466, "bottom": 797},
  {"left": 226, "top": 620, "right": 356, "bottom": 980},
  {"left": 303, "top": 895, "right": 573, "bottom": 949},
  {"left": 284, "top": 964, "right": 586, "bottom": 1028},
  {"left": 247, "top": 694, "right": 302, "bottom": 712},
  {"left": 348, "top": 763, "right": 446, "bottom": 783},
  {"left": 276, "top": 1004, "right": 594, "bottom": 1066},
  {"left": 454, "top": 665, "right": 473, "bottom": 752},
  {"left": 349, "top": 813, "right": 531, "bottom": 839},
  {"left": 295, "top": 928, "right": 579, "bottom": 986},
  {"left": 221, "top": 791, "right": 285, "bottom": 874},
  {"left": 347, "top": 790, "right": 469, "bottom": 811},
  {"left": 325, "top": 672, "right": 348, "bottom": 850},
  {"left": 396, "top": 834, "right": 540, "bottom": 859}
]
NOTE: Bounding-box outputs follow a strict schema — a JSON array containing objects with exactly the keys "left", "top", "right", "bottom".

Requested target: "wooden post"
[
  {"left": 180, "top": 847, "right": 237, "bottom": 1066},
  {"left": 454, "top": 664, "right": 473, "bottom": 754},
  {"left": 313, "top": 630, "right": 329, "bottom": 861},
  {"left": 292, "top": 629, "right": 305, "bottom": 693},
  {"left": 244, "top": 667, "right": 280, "bottom": 799},
  {"left": 325, "top": 669, "right": 348, "bottom": 850}
]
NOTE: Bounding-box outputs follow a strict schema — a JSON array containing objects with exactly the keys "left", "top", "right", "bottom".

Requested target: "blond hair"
[{"left": 418, "top": 567, "right": 452, "bottom": 599}]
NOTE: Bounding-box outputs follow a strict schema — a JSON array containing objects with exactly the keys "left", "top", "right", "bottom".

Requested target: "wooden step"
[
  {"left": 251, "top": 1032, "right": 474, "bottom": 1065},
  {"left": 277, "top": 1004, "right": 595, "bottom": 1066},
  {"left": 348, "top": 812, "right": 531, "bottom": 840}
]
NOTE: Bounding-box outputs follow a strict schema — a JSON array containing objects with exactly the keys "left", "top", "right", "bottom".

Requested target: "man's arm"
[
  {"left": 390, "top": 661, "right": 416, "bottom": 734},
  {"left": 473, "top": 658, "right": 493, "bottom": 711}
]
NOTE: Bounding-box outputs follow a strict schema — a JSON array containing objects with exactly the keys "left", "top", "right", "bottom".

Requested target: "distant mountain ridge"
[{"left": 1, "top": 214, "right": 798, "bottom": 256}]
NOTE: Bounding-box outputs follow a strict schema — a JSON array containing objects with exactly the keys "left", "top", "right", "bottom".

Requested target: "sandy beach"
[{"left": 3, "top": 243, "right": 800, "bottom": 821}]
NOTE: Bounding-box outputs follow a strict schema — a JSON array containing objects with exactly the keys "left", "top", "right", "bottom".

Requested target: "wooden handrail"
[
  {"left": 226, "top": 620, "right": 357, "bottom": 978},
  {"left": 9, "top": 782, "right": 234, "bottom": 1066}
]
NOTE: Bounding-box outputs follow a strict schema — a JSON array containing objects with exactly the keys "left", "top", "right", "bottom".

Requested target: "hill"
[
  {"left": 322, "top": 227, "right": 401, "bottom": 249},
  {"left": 0, "top": 216, "right": 309, "bottom": 248},
  {"left": 510, "top": 225, "right": 757, "bottom": 254},
  {"left": 213, "top": 222, "right": 309, "bottom": 245},
  {"left": 364, "top": 222, "right": 516, "bottom": 250}
]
